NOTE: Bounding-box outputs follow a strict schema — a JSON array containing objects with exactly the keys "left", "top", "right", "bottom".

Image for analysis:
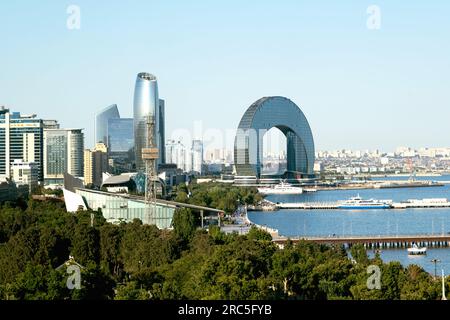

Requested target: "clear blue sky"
[{"left": 1, "top": 1, "right": 450, "bottom": 152}]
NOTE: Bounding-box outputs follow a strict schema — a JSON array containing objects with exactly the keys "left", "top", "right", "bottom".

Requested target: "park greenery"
[
  {"left": 0, "top": 196, "right": 448, "bottom": 300},
  {"left": 172, "top": 182, "right": 263, "bottom": 214}
]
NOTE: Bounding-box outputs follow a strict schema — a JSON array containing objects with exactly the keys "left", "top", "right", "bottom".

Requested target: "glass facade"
[
  {"left": 234, "top": 96, "right": 315, "bottom": 179},
  {"left": 107, "top": 118, "right": 134, "bottom": 153},
  {"left": 95, "top": 104, "right": 120, "bottom": 145},
  {"left": 45, "top": 131, "right": 67, "bottom": 176},
  {"left": 76, "top": 188, "right": 175, "bottom": 229},
  {"left": 133, "top": 73, "right": 164, "bottom": 171},
  {"left": 44, "top": 129, "right": 84, "bottom": 184}
]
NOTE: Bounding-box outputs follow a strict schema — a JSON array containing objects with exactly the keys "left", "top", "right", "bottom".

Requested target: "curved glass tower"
[
  {"left": 95, "top": 104, "right": 120, "bottom": 145},
  {"left": 133, "top": 73, "right": 160, "bottom": 171},
  {"left": 234, "top": 96, "right": 315, "bottom": 180}
]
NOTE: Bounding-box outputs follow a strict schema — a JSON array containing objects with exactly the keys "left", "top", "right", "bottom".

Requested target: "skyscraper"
[
  {"left": 159, "top": 99, "right": 166, "bottom": 165},
  {"left": 95, "top": 104, "right": 120, "bottom": 145},
  {"left": 133, "top": 73, "right": 165, "bottom": 171},
  {"left": 191, "top": 140, "right": 203, "bottom": 175},
  {"left": 0, "top": 107, "right": 44, "bottom": 182},
  {"left": 43, "top": 128, "right": 84, "bottom": 185},
  {"left": 107, "top": 117, "right": 134, "bottom": 172}
]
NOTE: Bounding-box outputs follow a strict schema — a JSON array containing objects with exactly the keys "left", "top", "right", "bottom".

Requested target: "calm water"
[{"left": 248, "top": 175, "right": 450, "bottom": 274}]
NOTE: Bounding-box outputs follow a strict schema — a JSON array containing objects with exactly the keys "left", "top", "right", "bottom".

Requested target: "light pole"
[{"left": 431, "top": 258, "right": 441, "bottom": 279}]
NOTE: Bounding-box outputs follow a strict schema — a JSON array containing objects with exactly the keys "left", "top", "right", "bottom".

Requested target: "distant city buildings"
[
  {"left": 84, "top": 143, "right": 108, "bottom": 187},
  {"left": 43, "top": 128, "right": 84, "bottom": 185},
  {"left": 315, "top": 147, "right": 450, "bottom": 175},
  {"left": 165, "top": 139, "right": 204, "bottom": 175}
]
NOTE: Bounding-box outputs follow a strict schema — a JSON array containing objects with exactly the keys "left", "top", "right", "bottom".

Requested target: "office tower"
[
  {"left": 0, "top": 107, "right": 44, "bottom": 182},
  {"left": 107, "top": 117, "right": 134, "bottom": 172},
  {"left": 95, "top": 104, "right": 120, "bottom": 145},
  {"left": 191, "top": 140, "right": 203, "bottom": 174},
  {"left": 43, "top": 128, "right": 84, "bottom": 185},
  {"left": 10, "top": 159, "right": 39, "bottom": 192},
  {"left": 133, "top": 72, "right": 165, "bottom": 171},
  {"left": 84, "top": 143, "right": 108, "bottom": 187},
  {"left": 159, "top": 99, "right": 166, "bottom": 165}
]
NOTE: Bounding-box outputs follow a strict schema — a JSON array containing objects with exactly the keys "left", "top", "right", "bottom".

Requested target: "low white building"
[{"left": 10, "top": 159, "right": 39, "bottom": 191}]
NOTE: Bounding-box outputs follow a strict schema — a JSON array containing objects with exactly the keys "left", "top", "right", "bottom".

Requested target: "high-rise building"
[
  {"left": 0, "top": 107, "right": 44, "bottom": 182},
  {"left": 107, "top": 118, "right": 134, "bottom": 172},
  {"left": 191, "top": 140, "right": 203, "bottom": 174},
  {"left": 84, "top": 143, "right": 108, "bottom": 187},
  {"left": 166, "top": 139, "right": 184, "bottom": 171},
  {"left": 10, "top": 159, "right": 39, "bottom": 192},
  {"left": 43, "top": 128, "right": 84, "bottom": 185},
  {"left": 95, "top": 104, "right": 120, "bottom": 145},
  {"left": 159, "top": 99, "right": 166, "bottom": 165},
  {"left": 133, "top": 73, "right": 165, "bottom": 171}
]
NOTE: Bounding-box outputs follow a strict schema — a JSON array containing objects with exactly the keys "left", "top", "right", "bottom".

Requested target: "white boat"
[
  {"left": 407, "top": 243, "right": 427, "bottom": 255},
  {"left": 337, "top": 195, "right": 392, "bottom": 209},
  {"left": 257, "top": 181, "right": 303, "bottom": 195}
]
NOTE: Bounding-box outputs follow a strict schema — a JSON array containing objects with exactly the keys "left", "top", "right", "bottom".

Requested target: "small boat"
[
  {"left": 257, "top": 181, "right": 303, "bottom": 195},
  {"left": 303, "top": 188, "right": 318, "bottom": 193},
  {"left": 337, "top": 195, "right": 392, "bottom": 209},
  {"left": 407, "top": 243, "right": 427, "bottom": 255}
]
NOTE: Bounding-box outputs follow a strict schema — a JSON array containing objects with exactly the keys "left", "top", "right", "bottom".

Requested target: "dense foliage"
[
  {"left": 172, "top": 182, "right": 263, "bottom": 214},
  {"left": 0, "top": 199, "right": 447, "bottom": 300}
]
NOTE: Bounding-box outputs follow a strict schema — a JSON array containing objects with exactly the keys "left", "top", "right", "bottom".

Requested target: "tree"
[
  {"left": 350, "top": 244, "right": 370, "bottom": 265},
  {"left": 172, "top": 208, "right": 196, "bottom": 242},
  {"left": 99, "top": 223, "right": 124, "bottom": 279},
  {"left": 247, "top": 226, "right": 272, "bottom": 241}
]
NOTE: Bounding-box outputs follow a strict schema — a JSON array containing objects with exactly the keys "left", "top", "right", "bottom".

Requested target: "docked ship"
[
  {"left": 337, "top": 195, "right": 392, "bottom": 209},
  {"left": 257, "top": 181, "right": 303, "bottom": 195},
  {"left": 407, "top": 243, "right": 427, "bottom": 255}
]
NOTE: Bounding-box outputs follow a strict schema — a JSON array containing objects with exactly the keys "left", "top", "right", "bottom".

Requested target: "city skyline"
[{"left": 2, "top": 1, "right": 450, "bottom": 152}]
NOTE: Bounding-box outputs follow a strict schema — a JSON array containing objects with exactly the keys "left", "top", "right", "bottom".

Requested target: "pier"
[
  {"left": 277, "top": 202, "right": 339, "bottom": 209},
  {"left": 274, "top": 199, "right": 450, "bottom": 210},
  {"left": 272, "top": 234, "right": 450, "bottom": 249}
]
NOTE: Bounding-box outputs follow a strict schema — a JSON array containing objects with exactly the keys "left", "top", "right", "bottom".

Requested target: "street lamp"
[{"left": 431, "top": 258, "right": 441, "bottom": 279}]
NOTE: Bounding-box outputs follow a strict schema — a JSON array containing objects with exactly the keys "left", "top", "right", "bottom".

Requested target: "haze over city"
[{"left": 1, "top": 1, "right": 450, "bottom": 151}]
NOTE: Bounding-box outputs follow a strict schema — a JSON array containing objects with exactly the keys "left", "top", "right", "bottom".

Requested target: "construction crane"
[{"left": 142, "top": 115, "right": 159, "bottom": 223}]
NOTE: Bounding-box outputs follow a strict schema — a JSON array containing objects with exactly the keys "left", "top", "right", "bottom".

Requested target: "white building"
[
  {"left": 10, "top": 159, "right": 39, "bottom": 191},
  {"left": 191, "top": 140, "right": 203, "bottom": 175},
  {"left": 166, "top": 139, "right": 191, "bottom": 173}
]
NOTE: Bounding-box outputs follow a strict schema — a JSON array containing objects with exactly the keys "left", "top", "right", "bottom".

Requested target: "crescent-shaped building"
[{"left": 234, "top": 96, "right": 315, "bottom": 182}]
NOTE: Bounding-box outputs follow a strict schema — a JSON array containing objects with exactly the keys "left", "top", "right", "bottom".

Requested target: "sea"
[{"left": 247, "top": 175, "right": 450, "bottom": 275}]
